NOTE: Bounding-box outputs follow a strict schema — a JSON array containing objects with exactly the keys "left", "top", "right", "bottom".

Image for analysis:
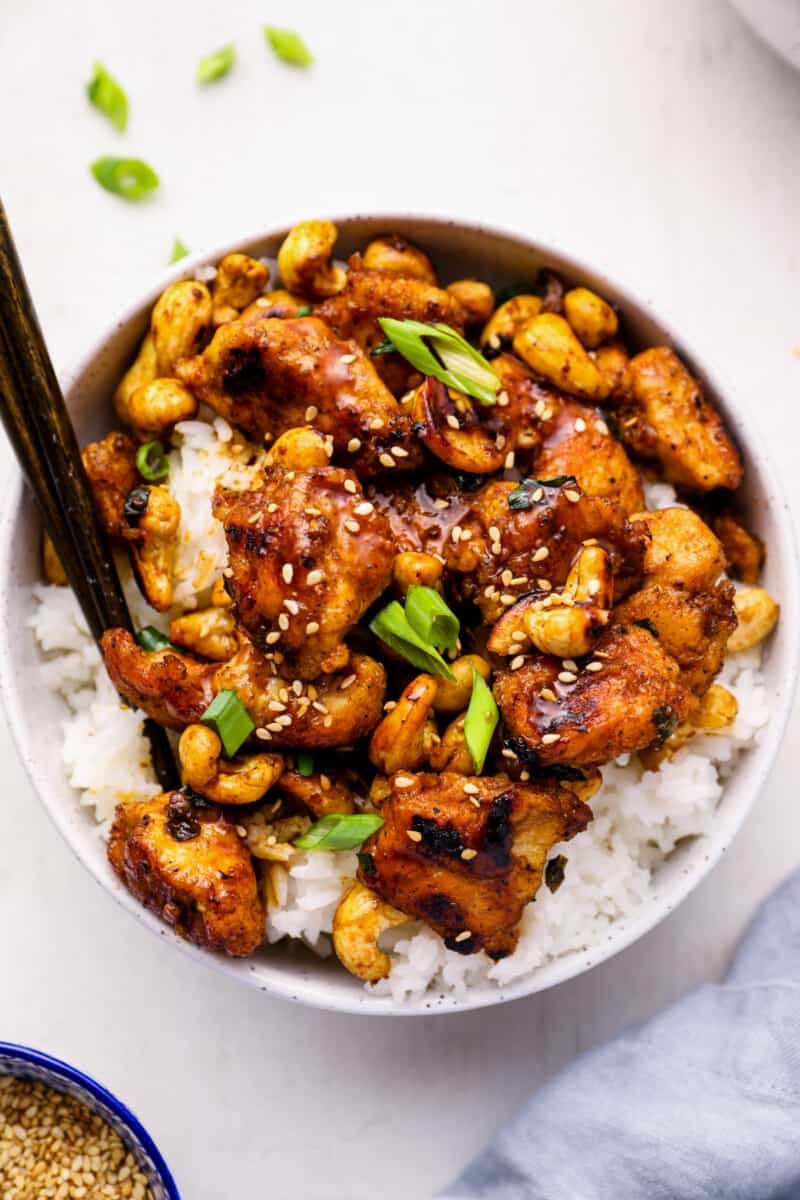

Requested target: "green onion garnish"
[
  {"left": 295, "top": 813, "right": 384, "bottom": 851},
  {"left": 136, "top": 441, "right": 169, "bottom": 482},
  {"left": 170, "top": 238, "right": 189, "bottom": 264},
  {"left": 201, "top": 689, "right": 255, "bottom": 757},
  {"left": 196, "top": 45, "right": 236, "bottom": 84},
  {"left": 369, "top": 601, "right": 455, "bottom": 681},
  {"left": 264, "top": 26, "right": 314, "bottom": 67},
  {"left": 507, "top": 476, "right": 578, "bottom": 510},
  {"left": 297, "top": 752, "right": 314, "bottom": 777},
  {"left": 90, "top": 157, "right": 159, "bottom": 200},
  {"left": 370, "top": 338, "right": 395, "bottom": 357},
  {"left": 294, "top": 304, "right": 313, "bottom": 318},
  {"left": 464, "top": 668, "right": 499, "bottom": 774},
  {"left": 86, "top": 63, "right": 128, "bottom": 132},
  {"left": 377, "top": 318, "right": 499, "bottom": 407},
  {"left": 136, "top": 626, "right": 172, "bottom": 652},
  {"left": 404, "top": 585, "right": 459, "bottom": 650}
]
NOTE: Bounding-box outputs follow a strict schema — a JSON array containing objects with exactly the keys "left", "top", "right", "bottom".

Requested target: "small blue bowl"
[{"left": 0, "top": 1042, "right": 180, "bottom": 1198}]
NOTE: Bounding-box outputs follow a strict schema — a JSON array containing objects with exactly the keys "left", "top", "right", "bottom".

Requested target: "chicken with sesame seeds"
[{"left": 354, "top": 771, "right": 591, "bottom": 960}]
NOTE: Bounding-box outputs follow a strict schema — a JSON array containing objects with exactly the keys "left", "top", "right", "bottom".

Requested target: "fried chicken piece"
[
  {"left": 214, "top": 464, "right": 393, "bottom": 677},
  {"left": 108, "top": 791, "right": 264, "bottom": 957},
  {"left": 82, "top": 432, "right": 140, "bottom": 537},
  {"left": 370, "top": 475, "right": 472, "bottom": 559},
  {"left": 494, "top": 623, "right": 693, "bottom": 767},
  {"left": 315, "top": 262, "right": 466, "bottom": 345},
  {"left": 619, "top": 348, "right": 742, "bottom": 491},
  {"left": 101, "top": 630, "right": 386, "bottom": 747},
  {"left": 359, "top": 771, "right": 591, "bottom": 958},
  {"left": 635, "top": 506, "right": 725, "bottom": 592},
  {"left": 446, "top": 478, "right": 647, "bottom": 623},
  {"left": 176, "top": 316, "right": 422, "bottom": 476},
  {"left": 615, "top": 580, "right": 737, "bottom": 695},
  {"left": 706, "top": 508, "right": 765, "bottom": 583}
]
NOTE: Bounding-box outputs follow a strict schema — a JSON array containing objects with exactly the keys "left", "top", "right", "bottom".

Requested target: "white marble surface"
[{"left": 1, "top": 2, "right": 799, "bottom": 1196}]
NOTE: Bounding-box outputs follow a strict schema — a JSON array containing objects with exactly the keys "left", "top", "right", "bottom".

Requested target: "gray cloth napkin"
[{"left": 441, "top": 869, "right": 800, "bottom": 1200}]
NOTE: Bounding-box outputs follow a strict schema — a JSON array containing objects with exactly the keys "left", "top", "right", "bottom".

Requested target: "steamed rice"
[{"left": 28, "top": 415, "right": 770, "bottom": 1001}]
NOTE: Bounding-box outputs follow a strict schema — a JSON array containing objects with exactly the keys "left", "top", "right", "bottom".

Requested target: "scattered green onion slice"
[
  {"left": 200, "top": 689, "right": 255, "bottom": 758},
  {"left": 404, "top": 585, "right": 460, "bottom": 650},
  {"left": 86, "top": 63, "right": 128, "bottom": 132},
  {"left": 294, "top": 304, "right": 313, "bottom": 317},
  {"left": 136, "top": 440, "right": 169, "bottom": 482},
  {"left": 196, "top": 44, "right": 236, "bottom": 84},
  {"left": 170, "top": 238, "right": 189, "bottom": 263},
  {"left": 136, "top": 625, "right": 172, "bottom": 652},
  {"left": 369, "top": 601, "right": 455, "bottom": 681},
  {"left": 296, "top": 752, "right": 314, "bottom": 777},
  {"left": 377, "top": 318, "right": 499, "bottom": 406},
  {"left": 295, "top": 812, "right": 383, "bottom": 851},
  {"left": 507, "top": 475, "right": 577, "bottom": 510},
  {"left": 370, "top": 338, "right": 395, "bottom": 357},
  {"left": 464, "top": 668, "right": 499, "bottom": 774},
  {"left": 264, "top": 26, "right": 314, "bottom": 67},
  {"left": 90, "top": 157, "right": 159, "bottom": 200}
]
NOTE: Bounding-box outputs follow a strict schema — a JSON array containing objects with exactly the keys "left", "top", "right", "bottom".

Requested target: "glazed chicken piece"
[
  {"left": 370, "top": 475, "right": 472, "bottom": 560},
  {"left": 214, "top": 462, "right": 393, "bottom": 677},
  {"left": 446, "top": 478, "right": 647, "bottom": 623},
  {"left": 315, "top": 262, "right": 466, "bottom": 346},
  {"left": 617, "top": 347, "right": 742, "bottom": 492},
  {"left": 101, "top": 629, "right": 386, "bottom": 747},
  {"left": 494, "top": 623, "right": 694, "bottom": 768},
  {"left": 176, "top": 316, "right": 422, "bottom": 477},
  {"left": 359, "top": 771, "right": 592, "bottom": 958},
  {"left": 82, "top": 432, "right": 140, "bottom": 537},
  {"left": 108, "top": 791, "right": 264, "bottom": 957}
]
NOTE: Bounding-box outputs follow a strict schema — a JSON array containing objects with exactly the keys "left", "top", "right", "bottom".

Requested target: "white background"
[{"left": 1, "top": 2, "right": 799, "bottom": 1197}]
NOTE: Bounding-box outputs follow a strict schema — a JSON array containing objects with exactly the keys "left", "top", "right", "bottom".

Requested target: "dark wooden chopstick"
[{"left": 0, "top": 197, "right": 176, "bottom": 789}]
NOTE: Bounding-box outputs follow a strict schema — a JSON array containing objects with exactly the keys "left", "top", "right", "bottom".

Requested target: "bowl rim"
[
  {"left": 0, "top": 1040, "right": 180, "bottom": 1196},
  {"left": 1, "top": 211, "right": 798, "bottom": 1016}
]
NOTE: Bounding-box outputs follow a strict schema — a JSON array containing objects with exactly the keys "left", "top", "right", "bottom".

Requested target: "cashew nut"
[
  {"left": 277, "top": 220, "right": 346, "bottom": 299},
  {"left": 429, "top": 713, "right": 473, "bottom": 774},
  {"left": 212, "top": 253, "right": 269, "bottom": 325},
  {"left": 151, "top": 280, "right": 213, "bottom": 376},
  {"left": 728, "top": 586, "right": 779, "bottom": 653},
  {"left": 278, "top": 768, "right": 356, "bottom": 818},
  {"left": 594, "top": 339, "right": 630, "bottom": 401},
  {"left": 433, "top": 654, "right": 491, "bottom": 714},
  {"left": 560, "top": 766, "right": 603, "bottom": 805},
  {"left": 641, "top": 683, "right": 739, "bottom": 770},
  {"left": 513, "top": 313, "right": 604, "bottom": 400},
  {"left": 480, "top": 295, "right": 543, "bottom": 348},
  {"left": 178, "top": 723, "right": 284, "bottom": 805},
  {"left": 211, "top": 575, "right": 233, "bottom": 608},
  {"left": 127, "top": 378, "right": 197, "bottom": 440},
  {"left": 369, "top": 674, "right": 439, "bottom": 774},
  {"left": 265, "top": 425, "right": 331, "bottom": 471},
  {"left": 446, "top": 279, "right": 494, "bottom": 325},
  {"left": 524, "top": 602, "right": 610, "bottom": 659},
  {"left": 392, "top": 551, "right": 444, "bottom": 596},
  {"left": 563, "top": 286, "right": 618, "bottom": 349},
  {"left": 123, "top": 484, "right": 180, "bottom": 612},
  {"left": 332, "top": 882, "right": 408, "bottom": 981},
  {"left": 411, "top": 378, "right": 506, "bottom": 474},
  {"left": 362, "top": 235, "right": 436, "bottom": 284},
  {"left": 114, "top": 331, "right": 158, "bottom": 426},
  {"left": 170, "top": 606, "right": 238, "bottom": 661},
  {"left": 564, "top": 544, "right": 614, "bottom": 608}
]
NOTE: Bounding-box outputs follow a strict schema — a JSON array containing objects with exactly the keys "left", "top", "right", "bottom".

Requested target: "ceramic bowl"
[
  {"left": 0, "top": 1042, "right": 179, "bottom": 1197},
  {"left": 1, "top": 215, "right": 796, "bottom": 1015}
]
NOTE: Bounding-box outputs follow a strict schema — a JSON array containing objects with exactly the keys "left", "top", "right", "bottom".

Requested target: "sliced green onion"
[
  {"left": 295, "top": 812, "right": 383, "bottom": 851},
  {"left": 370, "top": 338, "right": 395, "bottom": 357},
  {"left": 369, "top": 601, "right": 455, "bottom": 680},
  {"left": 296, "top": 751, "right": 314, "bottom": 777},
  {"left": 136, "top": 625, "right": 172, "bottom": 652},
  {"left": 170, "top": 238, "right": 189, "bottom": 263},
  {"left": 264, "top": 26, "right": 314, "bottom": 67},
  {"left": 294, "top": 304, "right": 313, "bottom": 317},
  {"left": 86, "top": 63, "right": 128, "bottom": 132},
  {"left": 201, "top": 689, "right": 255, "bottom": 757},
  {"left": 196, "top": 44, "right": 236, "bottom": 84},
  {"left": 464, "top": 668, "right": 498, "bottom": 774},
  {"left": 90, "top": 157, "right": 159, "bottom": 200},
  {"left": 507, "top": 475, "right": 577, "bottom": 510},
  {"left": 404, "top": 585, "right": 459, "bottom": 650},
  {"left": 136, "top": 440, "right": 169, "bottom": 482},
  {"left": 377, "top": 318, "right": 499, "bottom": 406}
]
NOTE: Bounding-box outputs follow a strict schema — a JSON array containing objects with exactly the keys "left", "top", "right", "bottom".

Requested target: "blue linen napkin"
[{"left": 441, "top": 869, "right": 800, "bottom": 1199}]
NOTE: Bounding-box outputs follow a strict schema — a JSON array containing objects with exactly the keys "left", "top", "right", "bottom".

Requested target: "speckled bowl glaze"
[
  {"left": 0, "top": 1042, "right": 179, "bottom": 1197},
  {"left": 0, "top": 216, "right": 797, "bottom": 1015}
]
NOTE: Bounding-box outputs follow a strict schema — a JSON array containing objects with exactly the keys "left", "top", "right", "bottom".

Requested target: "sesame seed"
[
  {"left": 286, "top": 471, "right": 296, "bottom": 481},
  {"left": 501, "top": 568, "right": 513, "bottom": 585},
  {"left": 491, "top": 542, "right": 502, "bottom": 556},
  {"left": 564, "top": 489, "right": 581, "bottom": 503},
  {"left": 510, "top": 575, "right": 528, "bottom": 586},
  {"left": 562, "top": 659, "right": 578, "bottom": 672},
  {"left": 508, "top": 642, "right": 524, "bottom": 656},
  {"left": 354, "top": 501, "right": 373, "bottom": 516},
  {"left": 595, "top": 419, "right": 609, "bottom": 434},
  {"left": 347, "top": 438, "right": 362, "bottom": 453},
  {"left": 574, "top": 417, "right": 586, "bottom": 432},
  {"left": 305, "top": 621, "right": 320, "bottom": 635},
  {"left": 255, "top": 727, "right": 272, "bottom": 740},
  {"left": 379, "top": 452, "right": 396, "bottom": 468},
  {"left": 532, "top": 487, "right": 544, "bottom": 502},
  {"left": 344, "top": 518, "right": 360, "bottom": 534},
  {"left": 488, "top": 526, "right": 501, "bottom": 542},
  {"left": 383, "top": 700, "right": 397, "bottom": 711},
  {"left": 501, "top": 747, "right": 518, "bottom": 759},
  {"left": 446, "top": 415, "right": 460, "bottom": 430},
  {"left": 532, "top": 546, "right": 549, "bottom": 562},
  {"left": 541, "top": 733, "right": 561, "bottom": 745},
  {"left": 451, "top": 525, "right": 462, "bottom": 543},
  {"left": 497, "top": 390, "right": 509, "bottom": 408},
  {"left": 495, "top": 434, "right": 506, "bottom": 450},
  {"left": 222, "top": 566, "right": 234, "bottom": 578},
  {"left": 268, "top": 700, "right": 287, "bottom": 712},
  {"left": 583, "top": 537, "right": 598, "bottom": 546},
  {"left": 340, "top": 673, "right": 357, "bottom": 689},
  {"left": 455, "top": 930, "right": 472, "bottom": 943},
  {"left": 463, "top": 782, "right": 480, "bottom": 795},
  {"left": 278, "top": 613, "right": 290, "bottom": 631},
  {"left": 433, "top": 498, "right": 450, "bottom": 510},
  {"left": 292, "top": 680, "right": 303, "bottom": 695},
  {"left": 488, "top": 333, "right": 501, "bottom": 349},
  {"left": 484, "top": 585, "right": 497, "bottom": 598},
  {"left": 237, "top": 825, "right": 247, "bottom": 837},
  {"left": 391, "top": 446, "right": 409, "bottom": 458},
  {"left": 284, "top": 598, "right": 299, "bottom": 615},
  {"left": 370, "top": 417, "right": 385, "bottom": 430},
  {"left": 460, "top": 528, "right": 472, "bottom": 540},
  {"left": 344, "top": 478, "right": 358, "bottom": 494},
  {"left": 586, "top": 661, "right": 604, "bottom": 672},
  {"left": 504, "top": 451, "right": 516, "bottom": 469},
  {"left": 537, "top": 578, "right": 553, "bottom": 591},
  {"left": 540, "top": 687, "right": 558, "bottom": 702},
  {"left": 307, "top": 684, "right": 318, "bottom": 698},
  {"left": 275, "top": 714, "right": 293, "bottom": 727},
  {"left": 500, "top": 593, "right": 517, "bottom": 606},
  {"left": 306, "top": 569, "right": 324, "bottom": 585},
  {"left": 266, "top": 722, "right": 283, "bottom": 733},
  {"left": 520, "top": 769, "right": 531, "bottom": 781},
  {"left": 319, "top": 774, "right": 332, "bottom": 790},
  {"left": 340, "top": 353, "right": 356, "bottom": 364},
  {"left": 323, "top": 715, "right": 333, "bottom": 727},
  {"left": 279, "top": 688, "right": 289, "bottom": 702},
  {"left": 395, "top": 774, "right": 415, "bottom": 789},
  {"left": 267, "top": 502, "right": 279, "bottom": 513},
  {"left": 305, "top": 405, "right": 319, "bottom": 422},
  {"left": 406, "top": 829, "right": 423, "bottom": 842},
  {"left": 558, "top": 671, "right": 577, "bottom": 683},
  {"left": 266, "top": 631, "right": 281, "bottom": 645},
  {"left": 510, "top": 655, "right": 526, "bottom": 670},
  {"left": 282, "top": 563, "right": 294, "bottom": 584},
  {"left": 461, "top": 848, "right": 478, "bottom": 860},
  {"left": 305, "top": 506, "right": 322, "bottom": 516}
]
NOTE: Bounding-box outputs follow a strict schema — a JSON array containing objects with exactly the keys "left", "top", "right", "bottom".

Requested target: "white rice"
[{"left": 28, "top": 420, "right": 770, "bottom": 1001}]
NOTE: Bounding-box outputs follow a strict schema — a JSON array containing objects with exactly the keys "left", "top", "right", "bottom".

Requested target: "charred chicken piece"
[
  {"left": 107, "top": 791, "right": 264, "bottom": 957},
  {"left": 618, "top": 348, "right": 743, "bottom": 492},
  {"left": 214, "top": 463, "right": 393, "bottom": 678},
  {"left": 494, "top": 623, "right": 694, "bottom": 768},
  {"left": 359, "top": 771, "right": 592, "bottom": 959},
  {"left": 176, "top": 316, "right": 422, "bottom": 476},
  {"left": 315, "top": 261, "right": 466, "bottom": 345},
  {"left": 82, "top": 432, "right": 140, "bottom": 537}
]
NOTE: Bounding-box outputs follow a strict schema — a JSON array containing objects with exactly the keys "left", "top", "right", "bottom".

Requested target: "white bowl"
[{"left": 2, "top": 215, "right": 797, "bottom": 1015}]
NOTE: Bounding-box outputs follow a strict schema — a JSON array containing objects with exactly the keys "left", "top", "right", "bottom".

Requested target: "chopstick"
[{"left": 0, "top": 198, "right": 177, "bottom": 790}]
